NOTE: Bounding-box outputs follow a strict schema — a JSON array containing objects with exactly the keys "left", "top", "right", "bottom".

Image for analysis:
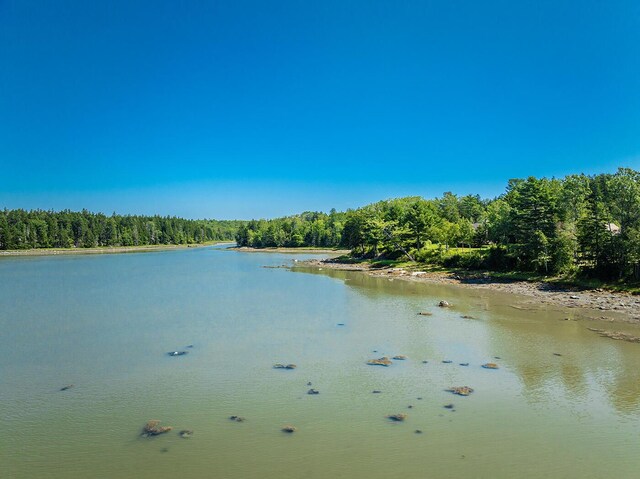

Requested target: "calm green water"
[{"left": 2, "top": 246, "right": 640, "bottom": 479}]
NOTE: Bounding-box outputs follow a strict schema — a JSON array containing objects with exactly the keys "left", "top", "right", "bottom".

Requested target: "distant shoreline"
[
  {"left": 233, "top": 246, "right": 350, "bottom": 255},
  {"left": 0, "top": 242, "right": 232, "bottom": 258}
]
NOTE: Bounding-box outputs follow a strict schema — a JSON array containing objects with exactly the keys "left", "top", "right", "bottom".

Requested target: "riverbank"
[
  {"left": 0, "top": 242, "right": 231, "bottom": 257},
  {"left": 300, "top": 258, "right": 640, "bottom": 325}
]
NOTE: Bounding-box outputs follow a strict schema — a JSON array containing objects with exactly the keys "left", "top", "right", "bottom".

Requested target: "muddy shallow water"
[{"left": 2, "top": 246, "right": 639, "bottom": 478}]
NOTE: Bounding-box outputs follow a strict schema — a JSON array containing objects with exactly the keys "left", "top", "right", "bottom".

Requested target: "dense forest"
[
  {"left": 236, "top": 168, "right": 640, "bottom": 281},
  {"left": 235, "top": 210, "right": 345, "bottom": 249},
  {"left": 0, "top": 209, "right": 242, "bottom": 250}
]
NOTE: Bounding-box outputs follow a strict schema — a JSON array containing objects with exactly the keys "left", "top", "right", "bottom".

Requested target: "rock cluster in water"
[
  {"left": 447, "top": 386, "right": 474, "bottom": 396},
  {"left": 139, "top": 307, "right": 499, "bottom": 443},
  {"left": 141, "top": 420, "right": 173, "bottom": 437},
  {"left": 367, "top": 356, "right": 393, "bottom": 366}
]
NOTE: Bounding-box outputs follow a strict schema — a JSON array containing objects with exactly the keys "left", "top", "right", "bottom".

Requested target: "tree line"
[
  {"left": 4, "top": 168, "right": 638, "bottom": 280},
  {"left": 237, "top": 168, "right": 640, "bottom": 281},
  {"left": 235, "top": 210, "right": 344, "bottom": 248},
  {"left": 0, "top": 209, "right": 243, "bottom": 250}
]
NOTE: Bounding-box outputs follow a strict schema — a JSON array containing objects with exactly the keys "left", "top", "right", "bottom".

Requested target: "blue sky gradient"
[{"left": 1, "top": 0, "right": 638, "bottom": 219}]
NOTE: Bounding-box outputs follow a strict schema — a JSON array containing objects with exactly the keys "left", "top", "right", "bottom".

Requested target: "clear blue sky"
[{"left": 1, "top": 0, "right": 638, "bottom": 219}]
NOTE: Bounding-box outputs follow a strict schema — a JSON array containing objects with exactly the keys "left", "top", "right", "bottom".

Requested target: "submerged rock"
[
  {"left": 414, "top": 429, "right": 423, "bottom": 434},
  {"left": 141, "top": 420, "right": 173, "bottom": 437},
  {"left": 447, "top": 386, "right": 474, "bottom": 396},
  {"left": 367, "top": 357, "right": 392, "bottom": 367},
  {"left": 281, "top": 425, "right": 297, "bottom": 433},
  {"left": 459, "top": 363, "right": 469, "bottom": 366},
  {"left": 482, "top": 363, "right": 499, "bottom": 369},
  {"left": 372, "top": 390, "right": 382, "bottom": 394},
  {"left": 461, "top": 315, "right": 476, "bottom": 319},
  {"left": 387, "top": 413, "right": 408, "bottom": 422},
  {"left": 273, "top": 363, "right": 297, "bottom": 369},
  {"left": 59, "top": 384, "right": 74, "bottom": 391},
  {"left": 442, "top": 360, "right": 453, "bottom": 364},
  {"left": 444, "top": 403, "right": 455, "bottom": 409},
  {"left": 179, "top": 430, "right": 193, "bottom": 439},
  {"left": 167, "top": 351, "right": 188, "bottom": 357}
]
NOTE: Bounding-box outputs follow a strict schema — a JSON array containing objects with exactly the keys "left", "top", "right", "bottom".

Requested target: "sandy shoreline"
[
  {"left": 301, "top": 258, "right": 640, "bottom": 325},
  {"left": 0, "top": 243, "right": 228, "bottom": 257}
]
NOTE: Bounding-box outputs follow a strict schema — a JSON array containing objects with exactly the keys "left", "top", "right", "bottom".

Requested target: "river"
[{"left": 1, "top": 245, "right": 639, "bottom": 478}]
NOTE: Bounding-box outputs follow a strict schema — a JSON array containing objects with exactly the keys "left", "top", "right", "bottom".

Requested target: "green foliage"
[
  {"left": 235, "top": 211, "right": 345, "bottom": 248},
  {"left": 442, "top": 251, "right": 485, "bottom": 270},
  {"left": 0, "top": 209, "right": 242, "bottom": 250},
  {"left": 339, "top": 168, "right": 640, "bottom": 281},
  {"left": 237, "top": 168, "right": 640, "bottom": 281},
  {"left": 413, "top": 245, "right": 443, "bottom": 264}
]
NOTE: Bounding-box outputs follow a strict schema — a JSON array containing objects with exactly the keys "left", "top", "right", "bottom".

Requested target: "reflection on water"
[
  {"left": 1, "top": 248, "right": 640, "bottom": 479},
  {"left": 299, "top": 265, "right": 640, "bottom": 415}
]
